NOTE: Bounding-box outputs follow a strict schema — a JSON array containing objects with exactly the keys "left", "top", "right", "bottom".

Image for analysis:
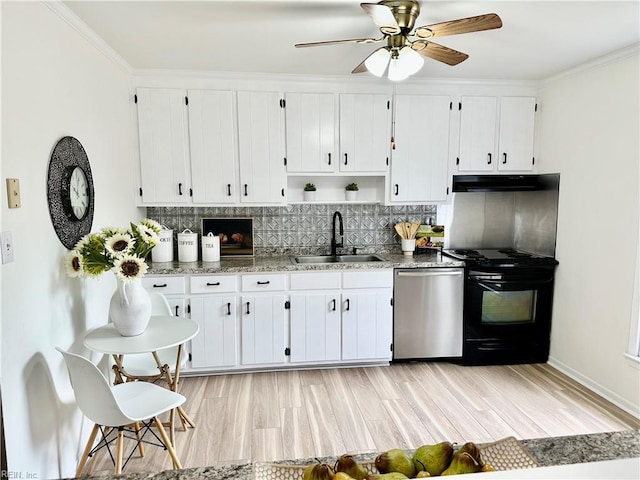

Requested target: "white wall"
[
  {"left": 537, "top": 49, "right": 640, "bottom": 415},
  {"left": 1, "top": 2, "right": 138, "bottom": 478}
]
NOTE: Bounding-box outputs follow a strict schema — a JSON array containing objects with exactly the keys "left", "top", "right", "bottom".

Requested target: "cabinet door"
[
  {"left": 166, "top": 297, "right": 186, "bottom": 318},
  {"left": 136, "top": 88, "right": 191, "bottom": 203},
  {"left": 339, "top": 94, "right": 390, "bottom": 172},
  {"left": 188, "top": 90, "right": 238, "bottom": 203},
  {"left": 390, "top": 95, "right": 451, "bottom": 202},
  {"left": 498, "top": 97, "right": 536, "bottom": 172},
  {"left": 458, "top": 96, "right": 498, "bottom": 172},
  {"left": 241, "top": 294, "right": 287, "bottom": 365},
  {"left": 285, "top": 93, "right": 336, "bottom": 173},
  {"left": 341, "top": 291, "right": 393, "bottom": 361},
  {"left": 237, "top": 91, "right": 287, "bottom": 204},
  {"left": 189, "top": 296, "right": 238, "bottom": 369},
  {"left": 290, "top": 293, "right": 341, "bottom": 363}
]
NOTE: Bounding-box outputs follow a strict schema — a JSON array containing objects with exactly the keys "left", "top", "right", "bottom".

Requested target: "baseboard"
[{"left": 548, "top": 355, "right": 640, "bottom": 420}]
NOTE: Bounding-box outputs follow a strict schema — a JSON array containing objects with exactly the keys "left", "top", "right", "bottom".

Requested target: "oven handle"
[{"left": 470, "top": 277, "right": 553, "bottom": 285}]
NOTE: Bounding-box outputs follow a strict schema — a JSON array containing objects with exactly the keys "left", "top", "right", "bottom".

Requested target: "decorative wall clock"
[{"left": 47, "top": 136, "right": 95, "bottom": 249}]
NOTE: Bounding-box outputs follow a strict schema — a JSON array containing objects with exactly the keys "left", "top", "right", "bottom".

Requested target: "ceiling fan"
[{"left": 295, "top": 0, "right": 502, "bottom": 81}]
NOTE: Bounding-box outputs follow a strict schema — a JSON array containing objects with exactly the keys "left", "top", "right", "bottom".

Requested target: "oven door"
[{"left": 463, "top": 267, "right": 555, "bottom": 364}]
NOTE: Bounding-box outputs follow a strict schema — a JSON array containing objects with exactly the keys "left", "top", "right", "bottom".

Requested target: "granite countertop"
[
  {"left": 146, "top": 251, "right": 464, "bottom": 275},
  {"left": 80, "top": 430, "right": 640, "bottom": 480}
]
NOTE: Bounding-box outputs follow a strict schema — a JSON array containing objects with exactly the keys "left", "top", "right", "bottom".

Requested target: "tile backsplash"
[{"left": 147, "top": 204, "right": 436, "bottom": 256}]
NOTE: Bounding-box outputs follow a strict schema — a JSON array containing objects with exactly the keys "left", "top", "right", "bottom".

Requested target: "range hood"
[{"left": 452, "top": 174, "right": 560, "bottom": 192}]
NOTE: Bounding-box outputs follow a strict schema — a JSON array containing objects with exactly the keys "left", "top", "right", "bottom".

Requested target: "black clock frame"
[{"left": 47, "top": 136, "right": 95, "bottom": 249}]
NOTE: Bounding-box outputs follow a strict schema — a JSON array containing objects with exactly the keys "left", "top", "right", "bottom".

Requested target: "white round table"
[{"left": 84, "top": 315, "right": 200, "bottom": 444}]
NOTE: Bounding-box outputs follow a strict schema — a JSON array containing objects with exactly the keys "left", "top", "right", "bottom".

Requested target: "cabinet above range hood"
[{"left": 452, "top": 174, "right": 559, "bottom": 192}]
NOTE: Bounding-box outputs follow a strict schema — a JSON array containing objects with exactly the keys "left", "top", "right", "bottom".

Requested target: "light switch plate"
[
  {"left": 6, "top": 178, "right": 21, "bottom": 208},
  {"left": 1, "top": 231, "right": 14, "bottom": 264}
]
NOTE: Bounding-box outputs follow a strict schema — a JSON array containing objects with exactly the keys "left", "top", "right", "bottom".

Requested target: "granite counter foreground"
[{"left": 76, "top": 430, "right": 640, "bottom": 480}]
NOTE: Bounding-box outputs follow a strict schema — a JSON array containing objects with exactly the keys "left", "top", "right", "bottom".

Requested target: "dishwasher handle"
[{"left": 396, "top": 269, "right": 463, "bottom": 277}]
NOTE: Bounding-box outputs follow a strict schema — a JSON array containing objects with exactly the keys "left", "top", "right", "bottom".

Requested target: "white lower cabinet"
[
  {"left": 341, "top": 292, "right": 393, "bottom": 361},
  {"left": 147, "top": 269, "right": 392, "bottom": 373},
  {"left": 289, "top": 269, "right": 393, "bottom": 364},
  {"left": 289, "top": 293, "right": 341, "bottom": 363},
  {"left": 189, "top": 295, "right": 238, "bottom": 369},
  {"left": 241, "top": 294, "right": 287, "bottom": 365}
]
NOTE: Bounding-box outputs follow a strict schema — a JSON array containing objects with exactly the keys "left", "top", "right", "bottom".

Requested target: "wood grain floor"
[{"left": 85, "top": 362, "right": 640, "bottom": 475}]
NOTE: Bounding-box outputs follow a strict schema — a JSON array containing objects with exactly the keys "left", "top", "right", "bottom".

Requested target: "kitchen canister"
[
  {"left": 202, "top": 232, "right": 221, "bottom": 262},
  {"left": 151, "top": 225, "right": 174, "bottom": 262},
  {"left": 177, "top": 229, "right": 198, "bottom": 262}
]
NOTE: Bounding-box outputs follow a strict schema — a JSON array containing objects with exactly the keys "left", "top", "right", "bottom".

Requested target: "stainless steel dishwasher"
[{"left": 393, "top": 268, "right": 464, "bottom": 360}]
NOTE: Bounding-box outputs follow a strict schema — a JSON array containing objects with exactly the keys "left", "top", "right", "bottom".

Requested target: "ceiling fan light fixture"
[
  {"left": 364, "top": 47, "right": 391, "bottom": 77},
  {"left": 387, "top": 46, "right": 424, "bottom": 81},
  {"left": 398, "top": 45, "right": 424, "bottom": 75}
]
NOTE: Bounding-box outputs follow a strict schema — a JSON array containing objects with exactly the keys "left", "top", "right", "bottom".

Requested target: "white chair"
[
  {"left": 119, "top": 292, "right": 187, "bottom": 378},
  {"left": 56, "top": 347, "right": 185, "bottom": 475}
]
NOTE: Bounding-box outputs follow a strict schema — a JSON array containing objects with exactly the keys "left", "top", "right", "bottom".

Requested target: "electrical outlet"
[{"left": 1, "top": 231, "right": 14, "bottom": 264}]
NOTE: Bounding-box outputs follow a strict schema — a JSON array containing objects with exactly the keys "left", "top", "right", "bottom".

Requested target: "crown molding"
[
  {"left": 541, "top": 43, "right": 640, "bottom": 86},
  {"left": 42, "top": 0, "right": 133, "bottom": 74}
]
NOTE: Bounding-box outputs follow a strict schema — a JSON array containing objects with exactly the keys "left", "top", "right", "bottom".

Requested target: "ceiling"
[{"left": 63, "top": 0, "right": 640, "bottom": 81}]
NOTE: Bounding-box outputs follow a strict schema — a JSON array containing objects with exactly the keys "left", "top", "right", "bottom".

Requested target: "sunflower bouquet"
[{"left": 65, "top": 219, "right": 162, "bottom": 282}]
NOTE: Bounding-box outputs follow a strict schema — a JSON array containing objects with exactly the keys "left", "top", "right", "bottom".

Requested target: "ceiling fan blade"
[
  {"left": 352, "top": 60, "right": 368, "bottom": 74},
  {"left": 411, "top": 41, "right": 469, "bottom": 66},
  {"left": 414, "top": 13, "right": 502, "bottom": 39},
  {"left": 295, "top": 37, "right": 380, "bottom": 48},
  {"left": 361, "top": 3, "right": 401, "bottom": 35}
]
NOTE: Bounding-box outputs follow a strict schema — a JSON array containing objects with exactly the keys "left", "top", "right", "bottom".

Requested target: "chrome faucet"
[{"left": 330, "top": 211, "right": 344, "bottom": 256}]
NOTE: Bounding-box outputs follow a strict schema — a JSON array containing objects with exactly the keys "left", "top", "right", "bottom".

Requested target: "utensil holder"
[{"left": 401, "top": 238, "right": 416, "bottom": 256}]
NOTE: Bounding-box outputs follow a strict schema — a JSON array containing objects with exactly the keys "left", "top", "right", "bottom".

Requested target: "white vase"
[
  {"left": 345, "top": 190, "right": 357, "bottom": 201},
  {"left": 109, "top": 277, "right": 152, "bottom": 336},
  {"left": 303, "top": 190, "right": 316, "bottom": 201}
]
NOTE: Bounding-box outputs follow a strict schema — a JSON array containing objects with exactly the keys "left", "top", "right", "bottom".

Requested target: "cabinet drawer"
[
  {"left": 343, "top": 270, "right": 393, "bottom": 289},
  {"left": 241, "top": 273, "right": 287, "bottom": 292},
  {"left": 142, "top": 276, "right": 186, "bottom": 295},
  {"left": 290, "top": 272, "right": 341, "bottom": 290},
  {"left": 190, "top": 275, "right": 238, "bottom": 294}
]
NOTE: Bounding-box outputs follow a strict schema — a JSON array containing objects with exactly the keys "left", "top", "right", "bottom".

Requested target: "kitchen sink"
[{"left": 290, "top": 254, "right": 386, "bottom": 264}]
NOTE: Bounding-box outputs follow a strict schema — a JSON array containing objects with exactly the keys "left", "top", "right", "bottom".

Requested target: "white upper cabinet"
[
  {"left": 187, "top": 90, "right": 238, "bottom": 204},
  {"left": 285, "top": 93, "right": 336, "bottom": 173},
  {"left": 498, "top": 96, "right": 537, "bottom": 171},
  {"left": 339, "top": 93, "right": 390, "bottom": 173},
  {"left": 458, "top": 95, "right": 536, "bottom": 172},
  {"left": 389, "top": 94, "right": 452, "bottom": 203},
  {"left": 237, "top": 91, "right": 287, "bottom": 204},
  {"left": 457, "top": 96, "right": 498, "bottom": 171},
  {"left": 136, "top": 88, "right": 191, "bottom": 203}
]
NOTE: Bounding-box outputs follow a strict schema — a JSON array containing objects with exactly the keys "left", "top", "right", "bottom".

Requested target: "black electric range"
[
  {"left": 441, "top": 248, "right": 558, "bottom": 365},
  {"left": 442, "top": 248, "right": 558, "bottom": 268}
]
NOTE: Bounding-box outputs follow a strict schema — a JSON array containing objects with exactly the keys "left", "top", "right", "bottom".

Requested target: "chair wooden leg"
[
  {"left": 153, "top": 416, "right": 182, "bottom": 469},
  {"left": 134, "top": 421, "right": 145, "bottom": 457},
  {"left": 115, "top": 429, "right": 124, "bottom": 474},
  {"left": 75, "top": 423, "right": 100, "bottom": 477}
]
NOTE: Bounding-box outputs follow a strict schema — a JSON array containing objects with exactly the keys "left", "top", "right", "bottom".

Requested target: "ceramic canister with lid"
[
  {"left": 151, "top": 225, "right": 174, "bottom": 262},
  {"left": 177, "top": 229, "right": 198, "bottom": 262},
  {"left": 202, "top": 232, "right": 221, "bottom": 262}
]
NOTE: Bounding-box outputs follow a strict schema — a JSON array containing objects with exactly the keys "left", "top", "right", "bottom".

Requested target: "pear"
[
  {"left": 303, "top": 462, "right": 335, "bottom": 480},
  {"left": 335, "top": 454, "right": 368, "bottom": 480},
  {"left": 375, "top": 449, "right": 416, "bottom": 478},
  {"left": 454, "top": 442, "right": 481, "bottom": 464},
  {"left": 334, "top": 473, "right": 356, "bottom": 480},
  {"left": 441, "top": 452, "right": 481, "bottom": 476},
  {"left": 366, "top": 473, "right": 408, "bottom": 480},
  {"left": 481, "top": 464, "right": 496, "bottom": 472},
  {"left": 411, "top": 442, "right": 454, "bottom": 476},
  {"left": 414, "top": 471, "right": 431, "bottom": 478}
]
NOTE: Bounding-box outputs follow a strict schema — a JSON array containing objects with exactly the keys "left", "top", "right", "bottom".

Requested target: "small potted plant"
[
  {"left": 303, "top": 183, "right": 317, "bottom": 201},
  {"left": 345, "top": 182, "right": 359, "bottom": 201}
]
